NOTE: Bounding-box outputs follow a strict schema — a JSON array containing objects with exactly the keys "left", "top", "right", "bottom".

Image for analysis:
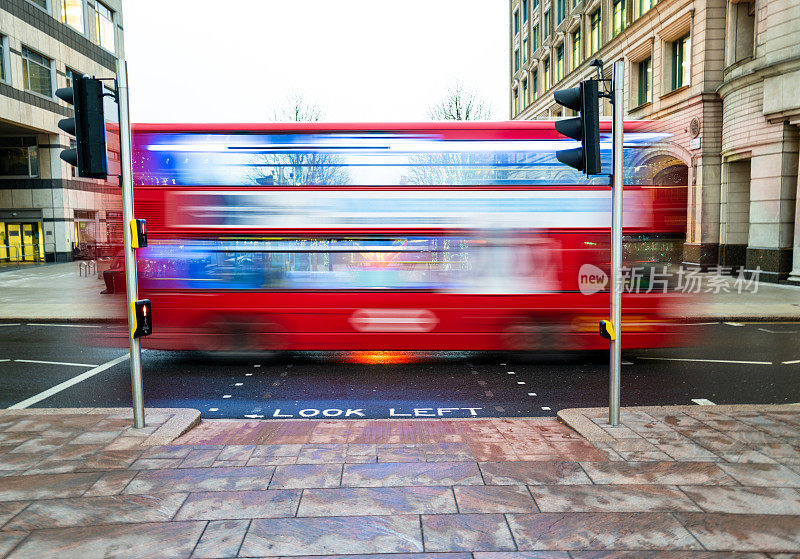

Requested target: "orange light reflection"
[{"left": 343, "top": 351, "right": 416, "bottom": 365}]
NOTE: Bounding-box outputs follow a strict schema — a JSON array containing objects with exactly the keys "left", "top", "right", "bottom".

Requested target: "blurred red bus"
[{"left": 129, "top": 122, "right": 687, "bottom": 353}]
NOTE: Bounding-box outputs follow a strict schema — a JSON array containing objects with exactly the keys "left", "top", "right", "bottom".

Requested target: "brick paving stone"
[
  {"left": 0, "top": 501, "right": 29, "bottom": 529},
  {"left": 617, "top": 451, "right": 675, "bottom": 461},
  {"left": 123, "top": 466, "right": 274, "bottom": 494},
  {"left": 678, "top": 486, "right": 800, "bottom": 514},
  {"left": 468, "top": 442, "right": 519, "bottom": 462},
  {"left": 422, "top": 513, "right": 516, "bottom": 552},
  {"left": 173, "top": 489, "right": 300, "bottom": 520},
  {"left": 717, "top": 450, "right": 777, "bottom": 464},
  {"left": 0, "top": 530, "right": 27, "bottom": 557},
  {"left": 240, "top": 515, "right": 423, "bottom": 556},
  {"left": 676, "top": 513, "right": 800, "bottom": 552},
  {"left": 4, "top": 493, "right": 189, "bottom": 529},
  {"left": 252, "top": 444, "right": 303, "bottom": 457},
  {"left": 716, "top": 462, "right": 800, "bottom": 487},
  {"left": 297, "top": 446, "right": 347, "bottom": 464},
  {"left": 0, "top": 453, "right": 44, "bottom": 471},
  {"left": 215, "top": 445, "right": 256, "bottom": 462},
  {"left": 479, "top": 461, "right": 591, "bottom": 486},
  {"left": 178, "top": 449, "right": 221, "bottom": 468},
  {"left": 68, "top": 431, "right": 120, "bottom": 445},
  {"left": 8, "top": 438, "right": 69, "bottom": 454},
  {"left": 507, "top": 512, "right": 702, "bottom": 550},
  {"left": 80, "top": 450, "right": 142, "bottom": 471},
  {"left": 655, "top": 443, "right": 721, "bottom": 461},
  {"left": 5, "top": 520, "right": 206, "bottom": 559},
  {"left": 474, "top": 553, "right": 571, "bottom": 559},
  {"left": 300, "top": 486, "right": 457, "bottom": 516},
  {"left": 82, "top": 471, "right": 137, "bottom": 497},
  {"left": 246, "top": 455, "right": 298, "bottom": 466},
  {"left": 191, "top": 518, "right": 250, "bottom": 559},
  {"left": 568, "top": 552, "right": 770, "bottom": 558},
  {"left": 527, "top": 484, "right": 701, "bottom": 512},
  {"left": 0, "top": 472, "right": 101, "bottom": 501},
  {"left": 580, "top": 461, "right": 735, "bottom": 485},
  {"left": 128, "top": 458, "right": 184, "bottom": 470},
  {"left": 45, "top": 444, "right": 105, "bottom": 461},
  {"left": 269, "top": 464, "right": 342, "bottom": 489},
  {"left": 453, "top": 485, "right": 538, "bottom": 513},
  {"left": 342, "top": 462, "right": 482, "bottom": 487},
  {"left": 24, "top": 459, "right": 82, "bottom": 475},
  {"left": 140, "top": 445, "right": 194, "bottom": 459},
  {"left": 379, "top": 448, "right": 428, "bottom": 463}
]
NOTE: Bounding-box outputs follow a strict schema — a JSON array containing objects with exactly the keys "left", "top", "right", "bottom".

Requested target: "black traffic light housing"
[
  {"left": 56, "top": 76, "right": 109, "bottom": 179},
  {"left": 131, "top": 299, "right": 152, "bottom": 339},
  {"left": 554, "top": 79, "right": 601, "bottom": 175}
]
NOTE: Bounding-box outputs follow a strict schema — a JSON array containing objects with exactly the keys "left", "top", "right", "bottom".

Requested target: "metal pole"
[
  {"left": 609, "top": 59, "right": 624, "bottom": 427},
  {"left": 115, "top": 56, "right": 145, "bottom": 429}
]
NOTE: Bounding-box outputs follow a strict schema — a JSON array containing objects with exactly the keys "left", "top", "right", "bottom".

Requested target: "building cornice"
[{"left": 716, "top": 56, "right": 800, "bottom": 99}]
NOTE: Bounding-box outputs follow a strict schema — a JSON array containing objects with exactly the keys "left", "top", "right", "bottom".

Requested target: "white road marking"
[
  {"left": 222, "top": 395, "right": 231, "bottom": 399},
  {"left": 507, "top": 371, "right": 515, "bottom": 374},
  {"left": 254, "top": 364, "right": 261, "bottom": 368},
  {"left": 781, "top": 359, "right": 800, "bottom": 365},
  {"left": 724, "top": 322, "right": 744, "bottom": 327},
  {"left": 528, "top": 392, "right": 537, "bottom": 396},
  {"left": 638, "top": 357, "right": 772, "bottom": 365},
  {"left": 500, "top": 363, "right": 506, "bottom": 366},
  {"left": 7, "top": 354, "right": 129, "bottom": 409},
  {"left": 622, "top": 360, "right": 633, "bottom": 365},
  {"left": 245, "top": 373, "right": 253, "bottom": 376},
  {"left": 14, "top": 359, "right": 97, "bottom": 368},
  {"left": 26, "top": 323, "right": 102, "bottom": 328},
  {"left": 541, "top": 406, "right": 551, "bottom": 411},
  {"left": 244, "top": 414, "right": 264, "bottom": 418},
  {"left": 758, "top": 328, "right": 799, "bottom": 334},
  {"left": 517, "top": 381, "right": 526, "bottom": 385},
  {"left": 0, "top": 359, "right": 10, "bottom": 362},
  {"left": 208, "top": 408, "right": 219, "bottom": 412},
  {"left": 692, "top": 398, "right": 716, "bottom": 405},
  {"left": 0, "top": 324, "right": 21, "bottom": 327},
  {"left": 234, "top": 382, "right": 243, "bottom": 386}
]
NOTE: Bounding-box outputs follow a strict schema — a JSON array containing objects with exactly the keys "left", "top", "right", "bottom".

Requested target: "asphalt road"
[{"left": 0, "top": 321, "right": 798, "bottom": 419}]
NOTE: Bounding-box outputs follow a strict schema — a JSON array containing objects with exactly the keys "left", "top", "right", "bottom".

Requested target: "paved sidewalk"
[
  {"left": 0, "top": 263, "right": 125, "bottom": 322},
  {"left": 1, "top": 405, "right": 799, "bottom": 557}
]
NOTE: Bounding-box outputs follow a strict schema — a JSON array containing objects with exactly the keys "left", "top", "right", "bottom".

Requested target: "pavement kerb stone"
[
  {"left": 558, "top": 403, "right": 800, "bottom": 441},
  {"left": 0, "top": 407, "right": 201, "bottom": 446}
]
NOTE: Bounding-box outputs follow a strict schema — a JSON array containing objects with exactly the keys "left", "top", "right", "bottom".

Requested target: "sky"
[{"left": 121, "top": 0, "right": 510, "bottom": 124}]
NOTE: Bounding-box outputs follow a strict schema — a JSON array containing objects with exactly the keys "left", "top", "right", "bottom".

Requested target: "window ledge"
[
  {"left": 629, "top": 101, "right": 652, "bottom": 113},
  {"left": 660, "top": 84, "right": 690, "bottom": 100},
  {"left": 23, "top": 88, "right": 56, "bottom": 102}
]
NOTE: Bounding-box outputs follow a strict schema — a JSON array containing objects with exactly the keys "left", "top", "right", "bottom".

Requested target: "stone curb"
[
  {"left": 558, "top": 403, "right": 800, "bottom": 443},
  {"left": 0, "top": 407, "right": 201, "bottom": 446}
]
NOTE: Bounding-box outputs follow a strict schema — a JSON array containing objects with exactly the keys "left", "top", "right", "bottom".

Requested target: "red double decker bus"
[{"left": 129, "top": 122, "right": 687, "bottom": 354}]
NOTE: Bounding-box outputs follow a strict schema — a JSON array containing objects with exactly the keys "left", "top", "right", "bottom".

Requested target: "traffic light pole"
[
  {"left": 609, "top": 59, "right": 624, "bottom": 427},
  {"left": 115, "top": 57, "right": 145, "bottom": 429}
]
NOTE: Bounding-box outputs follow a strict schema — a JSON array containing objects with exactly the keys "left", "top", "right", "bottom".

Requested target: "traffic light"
[
  {"left": 55, "top": 76, "right": 108, "bottom": 179},
  {"left": 130, "top": 219, "right": 147, "bottom": 249},
  {"left": 554, "top": 79, "right": 601, "bottom": 175},
  {"left": 131, "top": 299, "right": 152, "bottom": 339}
]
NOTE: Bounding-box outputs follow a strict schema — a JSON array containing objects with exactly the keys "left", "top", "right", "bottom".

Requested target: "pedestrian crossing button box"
[
  {"left": 131, "top": 299, "right": 152, "bottom": 339},
  {"left": 130, "top": 219, "right": 147, "bottom": 248}
]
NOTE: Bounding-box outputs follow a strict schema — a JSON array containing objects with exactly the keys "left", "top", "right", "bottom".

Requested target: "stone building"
[
  {"left": 1, "top": 0, "right": 123, "bottom": 264},
  {"left": 510, "top": 0, "right": 800, "bottom": 282}
]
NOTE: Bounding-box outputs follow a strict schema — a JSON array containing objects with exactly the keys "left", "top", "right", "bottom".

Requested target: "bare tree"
[
  {"left": 254, "top": 93, "right": 350, "bottom": 186},
  {"left": 428, "top": 81, "right": 492, "bottom": 121}
]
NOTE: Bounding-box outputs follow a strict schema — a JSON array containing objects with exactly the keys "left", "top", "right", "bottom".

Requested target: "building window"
[
  {"left": 93, "top": 1, "right": 115, "bottom": 52},
  {"left": 523, "top": 0, "right": 528, "bottom": 22},
  {"left": 514, "top": 9, "right": 520, "bottom": 35},
  {"left": 637, "top": 0, "right": 653, "bottom": 18},
  {"left": 22, "top": 46, "right": 53, "bottom": 97},
  {"left": 544, "top": 9, "right": 551, "bottom": 38},
  {"left": 522, "top": 78, "right": 528, "bottom": 107},
  {"left": 60, "top": 0, "right": 84, "bottom": 34},
  {"left": 727, "top": 1, "right": 754, "bottom": 64},
  {"left": 0, "top": 35, "right": 7, "bottom": 83},
  {"left": 572, "top": 29, "right": 581, "bottom": 68},
  {"left": 532, "top": 68, "right": 539, "bottom": 100},
  {"left": 515, "top": 49, "right": 520, "bottom": 73},
  {"left": 638, "top": 57, "right": 652, "bottom": 105},
  {"left": 0, "top": 137, "right": 40, "bottom": 178},
  {"left": 672, "top": 34, "right": 691, "bottom": 90},
  {"left": 65, "top": 66, "right": 79, "bottom": 88},
  {"left": 523, "top": 39, "right": 528, "bottom": 62},
  {"left": 28, "top": 0, "right": 49, "bottom": 10},
  {"left": 543, "top": 58, "right": 551, "bottom": 91},
  {"left": 557, "top": 0, "right": 565, "bottom": 23},
  {"left": 590, "top": 10, "right": 601, "bottom": 53},
  {"left": 513, "top": 88, "right": 519, "bottom": 116},
  {"left": 612, "top": 0, "right": 625, "bottom": 36},
  {"left": 556, "top": 45, "right": 564, "bottom": 82},
  {"left": 532, "top": 24, "right": 539, "bottom": 51}
]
